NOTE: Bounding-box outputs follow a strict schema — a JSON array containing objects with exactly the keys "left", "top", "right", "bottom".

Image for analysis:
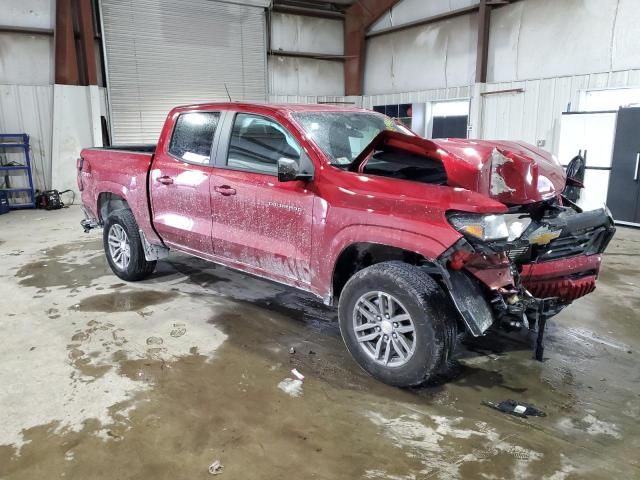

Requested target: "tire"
[
  {"left": 338, "top": 261, "right": 456, "bottom": 387},
  {"left": 103, "top": 208, "right": 156, "bottom": 281}
]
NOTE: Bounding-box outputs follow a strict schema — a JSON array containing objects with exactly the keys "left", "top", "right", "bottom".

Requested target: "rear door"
[
  {"left": 209, "top": 112, "right": 315, "bottom": 286},
  {"left": 150, "top": 111, "right": 222, "bottom": 254}
]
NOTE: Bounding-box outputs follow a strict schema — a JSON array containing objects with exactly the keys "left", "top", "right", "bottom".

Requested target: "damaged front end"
[{"left": 437, "top": 201, "right": 615, "bottom": 360}]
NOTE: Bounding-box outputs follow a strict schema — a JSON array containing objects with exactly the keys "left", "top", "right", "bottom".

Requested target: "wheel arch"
[
  {"left": 97, "top": 192, "right": 130, "bottom": 222},
  {"left": 329, "top": 241, "right": 440, "bottom": 306}
]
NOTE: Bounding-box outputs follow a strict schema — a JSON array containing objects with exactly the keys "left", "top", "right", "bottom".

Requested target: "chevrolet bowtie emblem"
[{"left": 527, "top": 227, "right": 562, "bottom": 246}]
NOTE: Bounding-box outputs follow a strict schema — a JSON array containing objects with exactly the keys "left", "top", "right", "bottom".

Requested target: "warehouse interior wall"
[
  {"left": 364, "top": 13, "right": 478, "bottom": 94},
  {"left": 6, "top": 0, "right": 640, "bottom": 194},
  {"left": 1, "top": 0, "right": 103, "bottom": 192},
  {"left": 268, "top": 13, "right": 345, "bottom": 97},
  {"left": 1, "top": 1, "right": 55, "bottom": 190},
  {"left": 359, "top": 0, "right": 640, "bottom": 161}
]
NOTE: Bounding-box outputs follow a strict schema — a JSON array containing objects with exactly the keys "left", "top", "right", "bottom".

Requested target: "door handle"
[
  {"left": 214, "top": 185, "right": 236, "bottom": 196},
  {"left": 157, "top": 175, "right": 174, "bottom": 185},
  {"left": 635, "top": 153, "right": 640, "bottom": 181}
]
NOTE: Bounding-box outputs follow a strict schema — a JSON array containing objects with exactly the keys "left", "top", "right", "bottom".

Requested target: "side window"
[
  {"left": 169, "top": 112, "right": 220, "bottom": 164},
  {"left": 227, "top": 113, "right": 301, "bottom": 175}
]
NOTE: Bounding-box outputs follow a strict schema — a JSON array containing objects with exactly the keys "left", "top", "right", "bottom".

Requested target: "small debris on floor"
[
  {"left": 289, "top": 347, "right": 295, "bottom": 354},
  {"left": 278, "top": 378, "right": 303, "bottom": 397},
  {"left": 291, "top": 368, "right": 304, "bottom": 380},
  {"left": 208, "top": 459, "right": 223, "bottom": 475},
  {"left": 482, "top": 399, "right": 546, "bottom": 418}
]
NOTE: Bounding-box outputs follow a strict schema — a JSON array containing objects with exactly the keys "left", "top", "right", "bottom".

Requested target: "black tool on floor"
[
  {"left": 36, "top": 189, "right": 74, "bottom": 210},
  {"left": 482, "top": 399, "right": 546, "bottom": 418}
]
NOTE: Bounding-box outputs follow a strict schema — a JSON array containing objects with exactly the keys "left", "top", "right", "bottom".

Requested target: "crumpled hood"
[
  {"left": 432, "top": 138, "right": 567, "bottom": 205},
  {"left": 354, "top": 131, "right": 567, "bottom": 205}
]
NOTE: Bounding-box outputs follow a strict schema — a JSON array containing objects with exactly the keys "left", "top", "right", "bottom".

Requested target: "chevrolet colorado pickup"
[{"left": 78, "top": 103, "right": 615, "bottom": 387}]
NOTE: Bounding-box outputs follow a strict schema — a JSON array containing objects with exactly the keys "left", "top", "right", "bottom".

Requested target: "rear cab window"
[
  {"left": 226, "top": 113, "right": 302, "bottom": 175},
  {"left": 169, "top": 112, "right": 220, "bottom": 164}
]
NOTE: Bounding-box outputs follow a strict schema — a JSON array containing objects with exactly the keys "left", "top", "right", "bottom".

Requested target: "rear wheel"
[
  {"left": 338, "top": 261, "right": 456, "bottom": 387},
  {"left": 103, "top": 208, "right": 156, "bottom": 281}
]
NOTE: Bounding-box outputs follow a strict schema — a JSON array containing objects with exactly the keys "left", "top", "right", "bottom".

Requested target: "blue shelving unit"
[{"left": 0, "top": 133, "right": 36, "bottom": 209}]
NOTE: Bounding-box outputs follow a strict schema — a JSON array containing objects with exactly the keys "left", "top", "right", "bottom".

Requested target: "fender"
[
  {"left": 313, "top": 223, "right": 459, "bottom": 301},
  {"left": 93, "top": 179, "right": 162, "bottom": 244}
]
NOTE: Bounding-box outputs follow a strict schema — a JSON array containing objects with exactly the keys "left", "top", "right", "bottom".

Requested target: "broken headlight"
[{"left": 448, "top": 213, "right": 531, "bottom": 242}]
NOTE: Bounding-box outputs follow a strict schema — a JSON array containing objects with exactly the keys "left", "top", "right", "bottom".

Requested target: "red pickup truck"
[{"left": 78, "top": 102, "right": 614, "bottom": 387}]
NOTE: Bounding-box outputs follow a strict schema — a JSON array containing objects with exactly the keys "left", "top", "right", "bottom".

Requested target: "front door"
[
  {"left": 150, "top": 111, "right": 221, "bottom": 254},
  {"left": 209, "top": 112, "right": 315, "bottom": 286}
]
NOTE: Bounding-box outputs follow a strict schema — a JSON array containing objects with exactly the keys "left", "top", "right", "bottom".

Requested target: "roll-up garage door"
[{"left": 100, "top": 0, "right": 268, "bottom": 144}]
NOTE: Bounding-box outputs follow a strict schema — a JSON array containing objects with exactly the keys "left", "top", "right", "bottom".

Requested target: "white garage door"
[{"left": 100, "top": 0, "right": 268, "bottom": 144}]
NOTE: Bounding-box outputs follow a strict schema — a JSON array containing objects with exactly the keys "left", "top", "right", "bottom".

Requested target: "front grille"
[
  {"left": 537, "top": 226, "right": 606, "bottom": 261},
  {"left": 506, "top": 246, "right": 529, "bottom": 261}
]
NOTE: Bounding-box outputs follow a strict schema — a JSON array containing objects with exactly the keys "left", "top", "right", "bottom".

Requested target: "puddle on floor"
[
  {"left": 70, "top": 290, "right": 179, "bottom": 313},
  {"left": 14, "top": 240, "right": 108, "bottom": 289}
]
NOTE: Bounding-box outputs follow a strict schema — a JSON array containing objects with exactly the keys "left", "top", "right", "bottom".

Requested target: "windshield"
[{"left": 292, "top": 111, "right": 410, "bottom": 166}]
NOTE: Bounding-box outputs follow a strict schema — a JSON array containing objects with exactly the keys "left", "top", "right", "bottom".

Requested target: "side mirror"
[{"left": 277, "top": 157, "right": 313, "bottom": 182}]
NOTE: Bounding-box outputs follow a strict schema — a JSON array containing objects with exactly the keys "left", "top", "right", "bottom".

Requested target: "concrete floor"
[{"left": 0, "top": 206, "right": 638, "bottom": 479}]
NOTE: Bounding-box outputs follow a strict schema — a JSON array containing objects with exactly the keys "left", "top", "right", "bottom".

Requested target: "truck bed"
[
  {"left": 79, "top": 145, "right": 160, "bottom": 244},
  {"left": 86, "top": 144, "right": 156, "bottom": 154}
]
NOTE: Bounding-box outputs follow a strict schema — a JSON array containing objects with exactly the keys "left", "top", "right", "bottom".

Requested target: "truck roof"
[{"left": 172, "top": 102, "right": 368, "bottom": 115}]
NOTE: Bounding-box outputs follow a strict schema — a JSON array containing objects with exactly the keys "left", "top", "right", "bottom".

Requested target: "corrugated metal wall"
[
  {"left": 101, "top": 0, "right": 267, "bottom": 144},
  {"left": 268, "top": 95, "right": 359, "bottom": 106},
  {"left": 0, "top": 85, "right": 53, "bottom": 191},
  {"left": 480, "top": 69, "right": 640, "bottom": 154},
  {"left": 361, "top": 85, "right": 472, "bottom": 109}
]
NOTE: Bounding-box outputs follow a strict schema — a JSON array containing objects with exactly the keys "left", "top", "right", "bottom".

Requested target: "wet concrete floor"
[{"left": 0, "top": 207, "right": 638, "bottom": 479}]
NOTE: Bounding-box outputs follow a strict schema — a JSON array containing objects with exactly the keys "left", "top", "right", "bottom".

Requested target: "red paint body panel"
[
  {"left": 433, "top": 139, "right": 566, "bottom": 205},
  {"left": 354, "top": 131, "right": 566, "bottom": 205},
  {"left": 520, "top": 254, "right": 602, "bottom": 301},
  {"left": 79, "top": 149, "right": 161, "bottom": 244},
  {"left": 78, "top": 102, "right": 600, "bottom": 305}
]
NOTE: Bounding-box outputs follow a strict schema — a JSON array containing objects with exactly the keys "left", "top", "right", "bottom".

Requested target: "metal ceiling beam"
[
  {"left": 272, "top": 4, "right": 345, "bottom": 19},
  {"left": 366, "top": 4, "right": 478, "bottom": 38},
  {"left": 365, "top": 0, "right": 515, "bottom": 39},
  {"left": 0, "top": 25, "right": 54, "bottom": 35},
  {"left": 344, "top": 0, "right": 401, "bottom": 96},
  {"left": 268, "top": 50, "right": 349, "bottom": 61}
]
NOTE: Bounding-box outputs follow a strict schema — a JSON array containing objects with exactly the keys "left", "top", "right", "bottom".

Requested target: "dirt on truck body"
[{"left": 78, "top": 102, "right": 614, "bottom": 387}]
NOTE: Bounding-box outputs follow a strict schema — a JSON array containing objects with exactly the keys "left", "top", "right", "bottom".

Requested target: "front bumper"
[
  {"left": 515, "top": 207, "right": 614, "bottom": 302},
  {"left": 520, "top": 254, "right": 601, "bottom": 302},
  {"left": 439, "top": 206, "right": 615, "bottom": 337}
]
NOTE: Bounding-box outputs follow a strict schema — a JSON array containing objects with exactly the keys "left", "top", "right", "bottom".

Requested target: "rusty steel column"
[
  {"left": 54, "top": 0, "right": 80, "bottom": 85},
  {"left": 475, "top": 0, "right": 491, "bottom": 83},
  {"left": 344, "top": 0, "right": 401, "bottom": 96},
  {"left": 77, "top": 0, "right": 98, "bottom": 85}
]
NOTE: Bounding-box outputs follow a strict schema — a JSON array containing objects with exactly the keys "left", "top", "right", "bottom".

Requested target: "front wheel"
[
  {"left": 338, "top": 261, "right": 456, "bottom": 387},
  {"left": 103, "top": 208, "right": 156, "bottom": 281}
]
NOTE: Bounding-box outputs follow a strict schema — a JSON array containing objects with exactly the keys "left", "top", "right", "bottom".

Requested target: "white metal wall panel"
[
  {"left": 270, "top": 13, "right": 343, "bottom": 55},
  {"left": 361, "top": 85, "right": 472, "bottom": 110},
  {"left": 480, "top": 70, "right": 640, "bottom": 154},
  {"left": 0, "top": 85, "right": 53, "bottom": 191},
  {"left": 364, "top": 14, "right": 477, "bottom": 95},
  {"left": 369, "top": 0, "right": 478, "bottom": 34},
  {"left": 487, "top": 0, "right": 640, "bottom": 83},
  {"left": 268, "top": 56, "right": 344, "bottom": 96},
  {"left": 101, "top": 0, "right": 267, "bottom": 144}
]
